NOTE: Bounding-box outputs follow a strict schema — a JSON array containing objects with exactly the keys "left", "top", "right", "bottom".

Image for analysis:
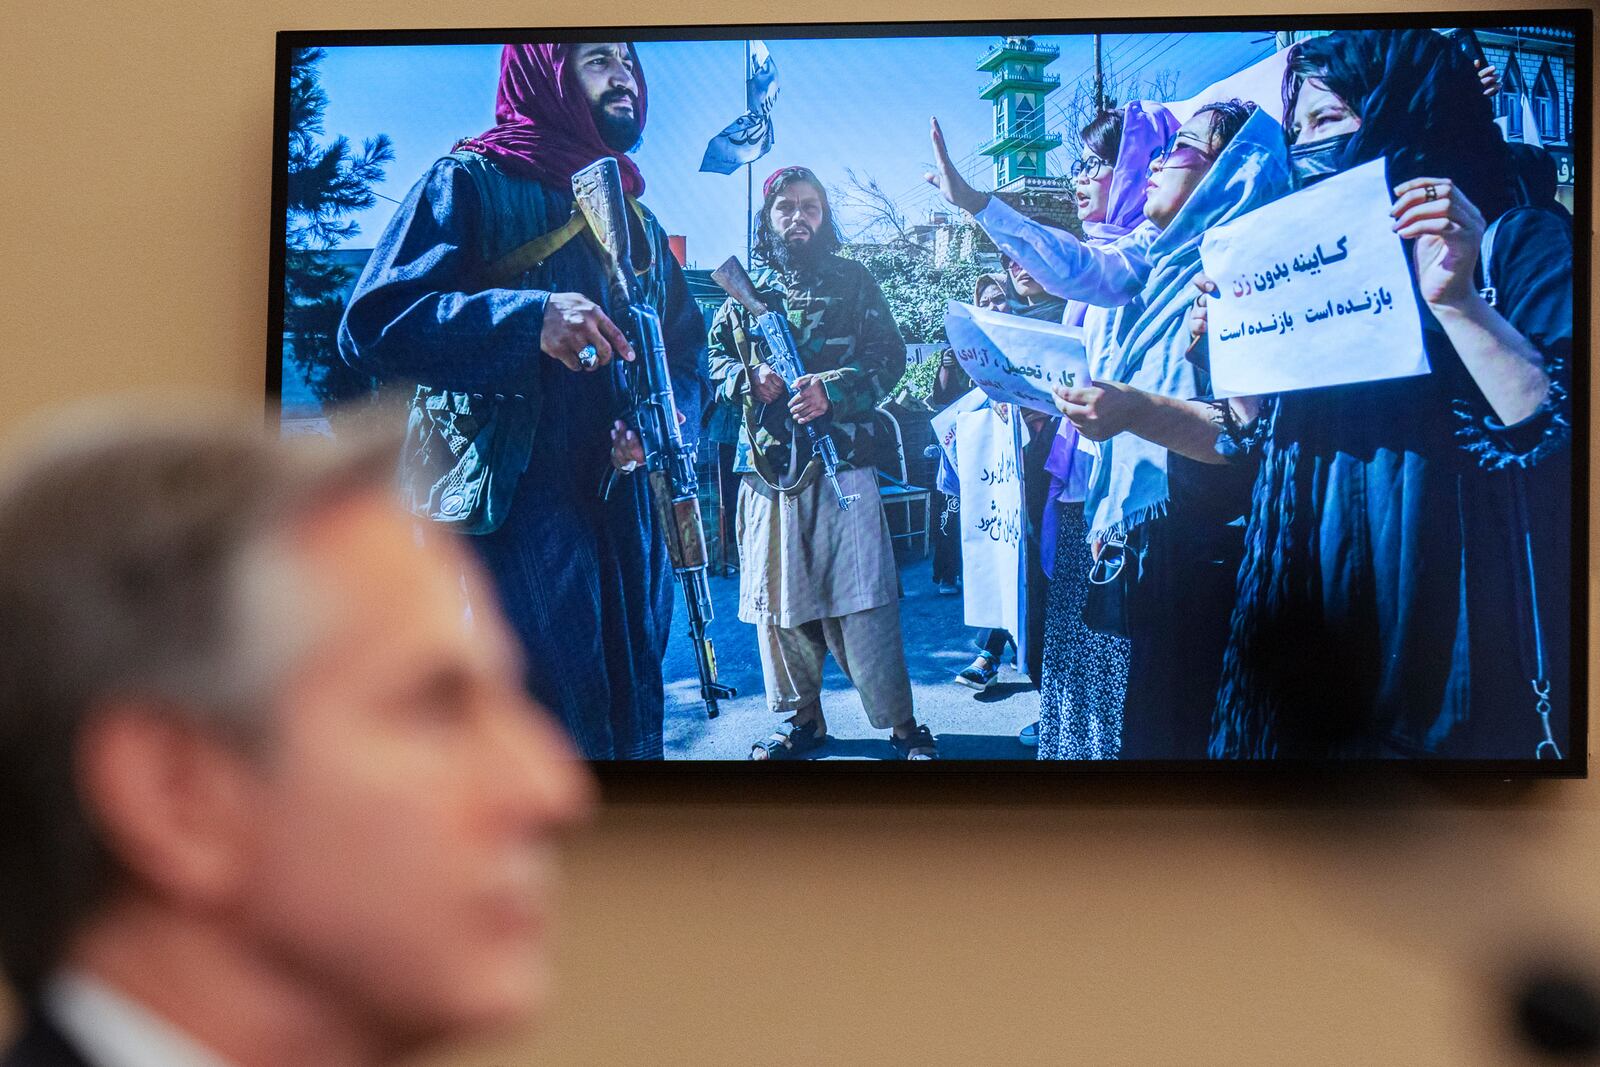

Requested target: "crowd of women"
[{"left": 924, "top": 27, "right": 1574, "bottom": 761}]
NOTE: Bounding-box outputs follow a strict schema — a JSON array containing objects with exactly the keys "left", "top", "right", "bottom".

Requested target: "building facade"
[{"left": 1476, "top": 25, "right": 1577, "bottom": 209}]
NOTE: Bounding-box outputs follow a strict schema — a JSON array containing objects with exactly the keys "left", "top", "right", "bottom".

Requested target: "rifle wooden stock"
[
  {"left": 711, "top": 256, "right": 770, "bottom": 319},
  {"left": 572, "top": 157, "right": 636, "bottom": 306}
]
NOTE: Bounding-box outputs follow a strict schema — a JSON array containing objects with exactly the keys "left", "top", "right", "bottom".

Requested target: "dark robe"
[
  {"left": 1210, "top": 31, "right": 1572, "bottom": 758},
  {"left": 339, "top": 153, "right": 707, "bottom": 760}
]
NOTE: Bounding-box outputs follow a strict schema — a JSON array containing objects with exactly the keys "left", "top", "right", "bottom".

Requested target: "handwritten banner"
[
  {"left": 1199, "top": 157, "right": 1428, "bottom": 397},
  {"left": 955, "top": 407, "right": 1022, "bottom": 635},
  {"left": 944, "top": 301, "right": 1092, "bottom": 414},
  {"left": 929, "top": 385, "right": 988, "bottom": 496}
]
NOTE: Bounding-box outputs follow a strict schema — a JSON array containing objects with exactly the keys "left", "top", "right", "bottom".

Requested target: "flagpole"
[{"left": 745, "top": 39, "right": 753, "bottom": 266}]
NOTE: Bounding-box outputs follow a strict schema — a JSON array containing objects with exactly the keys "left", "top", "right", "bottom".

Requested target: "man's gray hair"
[{"left": 0, "top": 405, "right": 399, "bottom": 999}]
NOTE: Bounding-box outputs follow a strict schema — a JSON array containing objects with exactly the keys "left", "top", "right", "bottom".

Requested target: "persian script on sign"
[{"left": 1199, "top": 157, "right": 1428, "bottom": 397}]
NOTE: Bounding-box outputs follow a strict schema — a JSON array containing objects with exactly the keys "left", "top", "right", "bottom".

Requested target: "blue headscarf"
[{"left": 1084, "top": 105, "right": 1292, "bottom": 541}]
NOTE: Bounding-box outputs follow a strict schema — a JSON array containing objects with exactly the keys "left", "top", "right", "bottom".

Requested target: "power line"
[
  {"left": 880, "top": 30, "right": 1253, "bottom": 225},
  {"left": 1097, "top": 33, "right": 1144, "bottom": 81},
  {"left": 882, "top": 38, "right": 1111, "bottom": 206},
  {"left": 876, "top": 29, "right": 1254, "bottom": 215},
  {"left": 1104, "top": 32, "right": 1183, "bottom": 89}
]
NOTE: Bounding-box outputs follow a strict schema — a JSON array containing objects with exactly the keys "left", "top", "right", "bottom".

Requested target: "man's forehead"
[
  {"left": 773, "top": 181, "right": 823, "bottom": 203},
  {"left": 284, "top": 494, "right": 522, "bottom": 680},
  {"left": 574, "top": 42, "right": 633, "bottom": 60}
]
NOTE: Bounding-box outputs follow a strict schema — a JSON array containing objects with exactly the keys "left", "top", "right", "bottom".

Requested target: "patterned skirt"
[{"left": 1036, "top": 503, "right": 1131, "bottom": 760}]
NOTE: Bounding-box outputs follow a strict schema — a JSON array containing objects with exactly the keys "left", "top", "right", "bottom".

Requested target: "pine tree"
[{"left": 282, "top": 47, "right": 395, "bottom": 405}]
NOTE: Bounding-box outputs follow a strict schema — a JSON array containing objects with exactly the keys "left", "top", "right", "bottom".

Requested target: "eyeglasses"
[
  {"left": 1069, "top": 155, "right": 1112, "bottom": 182},
  {"left": 1148, "top": 136, "right": 1214, "bottom": 175},
  {"left": 1088, "top": 530, "right": 1129, "bottom": 586}
]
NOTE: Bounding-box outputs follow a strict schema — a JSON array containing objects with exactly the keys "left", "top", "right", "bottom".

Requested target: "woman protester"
[
  {"left": 1207, "top": 29, "right": 1572, "bottom": 759},
  {"left": 926, "top": 103, "right": 1176, "bottom": 753},
  {"left": 1077, "top": 30, "right": 1572, "bottom": 758},
  {"left": 929, "top": 102, "right": 1209, "bottom": 757},
  {"left": 937, "top": 267, "right": 1063, "bottom": 696},
  {"left": 922, "top": 274, "right": 1009, "bottom": 597},
  {"left": 1053, "top": 102, "right": 1291, "bottom": 759}
]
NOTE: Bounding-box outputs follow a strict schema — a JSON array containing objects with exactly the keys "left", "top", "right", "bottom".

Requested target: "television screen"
[{"left": 268, "top": 13, "right": 1588, "bottom": 770}]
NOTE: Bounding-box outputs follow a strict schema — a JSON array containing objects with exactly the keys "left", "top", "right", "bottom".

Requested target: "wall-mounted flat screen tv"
[{"left": 269, "top": 12, "right": 1589, "bottom": 772}]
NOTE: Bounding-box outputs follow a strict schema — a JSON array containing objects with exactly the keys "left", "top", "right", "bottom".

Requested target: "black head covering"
[
  {"left": 1505, "top": 141, "right": 1569, "bottom": 216},
  {"left": 1282, "top": 28, "right": 1514, "bottom": 220}
]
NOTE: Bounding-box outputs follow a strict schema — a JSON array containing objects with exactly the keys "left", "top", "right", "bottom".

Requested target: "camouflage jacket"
[{"left": 706, "top": 254, "right": 905, "bottom": 482}]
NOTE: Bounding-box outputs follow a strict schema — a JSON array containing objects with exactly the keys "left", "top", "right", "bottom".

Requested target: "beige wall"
[{"left": 5, "top": 2, "right": 1594, "bottom": 1064}]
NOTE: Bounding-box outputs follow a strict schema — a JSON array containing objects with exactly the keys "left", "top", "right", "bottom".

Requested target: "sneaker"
[
  {"left": 935, "top": 579, "right": 959, "bottom": 596},
  {"left": 954, "top": 654, "right": 999, "bottom": 691},
  {"left": 1019, "top": 721, "right": 1039, "bottom": 747}
]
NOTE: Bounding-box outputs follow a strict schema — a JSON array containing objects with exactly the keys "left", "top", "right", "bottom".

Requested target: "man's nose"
[
  {"left": 497, "top": 700, "right": 597, "bottom": 833},
  {"left": 609, "top": 65, "right": 637, "bottom": 95}
]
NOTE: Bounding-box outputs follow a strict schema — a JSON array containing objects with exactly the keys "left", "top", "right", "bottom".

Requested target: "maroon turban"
[{"left": 456, "top": 43, "right": 648, "bottom": 197}]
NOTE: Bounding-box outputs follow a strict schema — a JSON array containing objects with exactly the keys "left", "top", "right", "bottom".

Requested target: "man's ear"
[{"left": 76, "top": 705, "right": 260, "bottom": 910}]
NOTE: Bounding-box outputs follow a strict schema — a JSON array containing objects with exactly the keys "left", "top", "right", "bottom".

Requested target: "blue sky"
[{"left": 313, "top": 31, "right": 1276, "bottom": 269}]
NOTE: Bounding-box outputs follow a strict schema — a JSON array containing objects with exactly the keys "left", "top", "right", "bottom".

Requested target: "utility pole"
[
  {"left": 1093, "top": 33, "right": 1104, "bottom": 110},
  {"left": 744, "top": 40, "right": 753, "bottom": 268}
]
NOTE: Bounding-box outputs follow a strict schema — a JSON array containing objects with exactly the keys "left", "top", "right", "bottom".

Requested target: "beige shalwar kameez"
[{"left": 736, "top": 466, "right": 914, "bottom": 729}]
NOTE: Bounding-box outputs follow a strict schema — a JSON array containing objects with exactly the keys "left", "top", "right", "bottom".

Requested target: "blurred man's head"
[{"left": 0, "top": 411, "right": 594, "bottom": 1061}]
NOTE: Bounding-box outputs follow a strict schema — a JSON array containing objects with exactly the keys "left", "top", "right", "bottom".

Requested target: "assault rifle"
[
  {"left": 710, "top": 256, "right": 860, "bottom": 511},
  {"left": 572, "top": 157, "right": 734, "bottom": 719}
]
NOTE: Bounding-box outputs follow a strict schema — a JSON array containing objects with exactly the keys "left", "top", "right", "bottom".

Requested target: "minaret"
[{"left": 977, "top": 36, "right": 1063, "bottom": 188}]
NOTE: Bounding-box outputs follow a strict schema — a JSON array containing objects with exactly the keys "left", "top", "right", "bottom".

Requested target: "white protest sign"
[
  {"left": 955, "top": 407, "right": 1023, "bottom": 634},
  {"left": 928, "top": 385, "right": 988, "bottom": 494},
  {"left": 1165, "top": 47, "right": 1290, "bottom": 124},
  {"left": 1199, "top": 158, "right": 1428, "bottom": 398},
  {"left": 944, "top": 301, "right": 1092, "bottom": 415}
]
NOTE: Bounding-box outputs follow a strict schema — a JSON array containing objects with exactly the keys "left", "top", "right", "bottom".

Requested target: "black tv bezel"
[{"left": 266, "top": 9, "right": 1591, "bottom": 782}]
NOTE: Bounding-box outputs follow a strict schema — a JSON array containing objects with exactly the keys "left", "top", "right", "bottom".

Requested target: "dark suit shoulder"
[{"left": 2, "top": 1013, "right": 91, "bottom": 1067}]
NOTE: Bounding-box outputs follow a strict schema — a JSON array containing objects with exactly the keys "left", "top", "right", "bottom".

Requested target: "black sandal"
[
  {"left": 749, "top": 717, "right": 827, "bottom": 761},
  {"left": 889, "top": 723, "right": 939, "bottom": 760}
]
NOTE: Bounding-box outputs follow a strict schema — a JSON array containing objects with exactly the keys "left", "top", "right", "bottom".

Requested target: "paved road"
[{"left": 663, "top": 555, "right": 1040, "bottom": 761}]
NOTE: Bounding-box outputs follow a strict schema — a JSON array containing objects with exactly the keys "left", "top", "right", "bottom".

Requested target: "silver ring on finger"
[
  {"left": 578, "top": 344, "right": 599, "bottom": 369},
  {"left": 1424, "top": 184, "right": 1438, "bottom": 202}
]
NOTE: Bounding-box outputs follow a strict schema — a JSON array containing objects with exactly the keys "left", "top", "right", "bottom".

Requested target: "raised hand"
[{"left": 923, "top": 117, "right": 990, "bottom": 216}]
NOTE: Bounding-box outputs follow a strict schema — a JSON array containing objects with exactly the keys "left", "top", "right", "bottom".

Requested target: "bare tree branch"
[
  {"left": 834, "top": 166, "right": 924, "bottom": 251},
  {"left": 1057, "top": 65, "right": 1180, "bottom": 163}
]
